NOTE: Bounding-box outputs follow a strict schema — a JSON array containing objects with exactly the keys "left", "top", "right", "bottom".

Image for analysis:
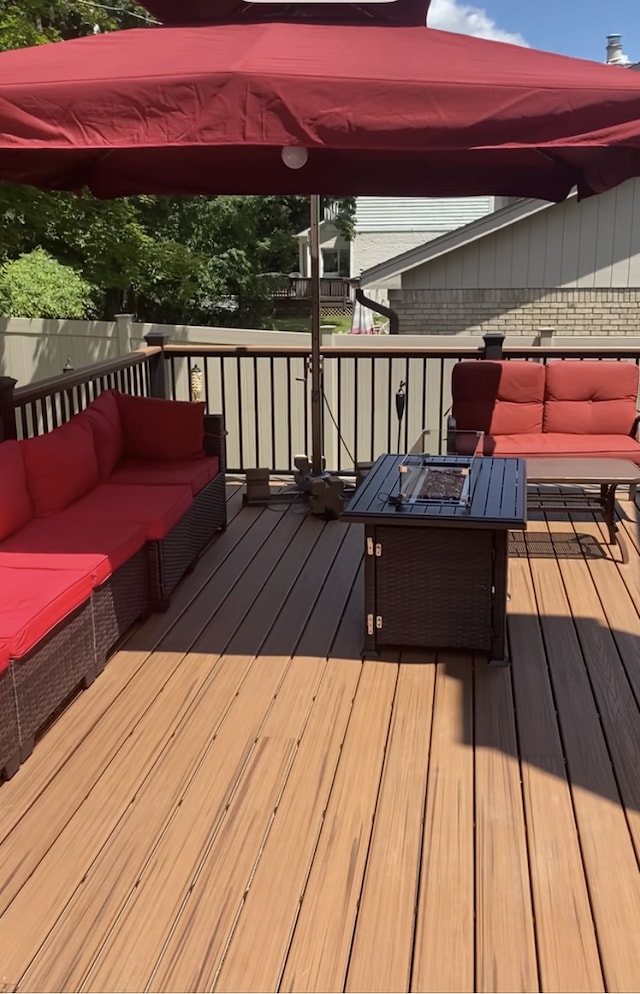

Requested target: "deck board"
[
  {"left": 411, "top": 655, "right": 475, "bottom": 994},
  {"left": 345, "top": 659, "right": 435, "bottom": 993},
  {"left": 2, "top": 486, "right": 640, "bottom": 992},
  {"left": 508, "top": 556, "right": 603, "bottom": 992},
  {"left": 474, "top": 660, "right": 538, "bottom": 993},
  {"left": 279, "top": 659, "right": 398, "bottom": 993},
  {"left": 527, "top": 517, "right": 640, "bottom": 991}
]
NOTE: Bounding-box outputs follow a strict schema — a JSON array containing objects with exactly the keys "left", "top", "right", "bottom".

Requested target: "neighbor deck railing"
[{"left": 3, "top": 333, "right": 640, "bottom": 474}]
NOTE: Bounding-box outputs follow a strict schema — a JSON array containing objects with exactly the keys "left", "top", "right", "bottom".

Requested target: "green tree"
[
  {"left": 0, "top": 248, "right": 96, "bottom": 318},
  {"left": 0, "top": 0, "right": 153, "bottom": 51}
]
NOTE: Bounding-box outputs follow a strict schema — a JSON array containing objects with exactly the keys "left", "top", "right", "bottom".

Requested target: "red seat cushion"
[
  {"left": 115, "top": 393, "right": 205, "bottom": 462},
  {"left": 0, "top": 638, "right": 9, "bottom": 676},
  {"left": 20, "top": 417, "right": 100, "bottom": 517},
  {"left": 0, "top": 566, "right": 94, "bottom": 660},
  {"left": 108, "top": 455, "right": 219, "bottom": 496},
  {"left": 76, "top": 390, "right": 124, "bottom": 480},
  {"left": 543, "top": 360, "right": 639, "bottom": 435},
  {"left": 484, "top": 433, "right": 640, "bottom": 463},
  {"left": 452, "top": 360, "right": 545, "bottom": 435},
  {"left": 52, "top": 483, "right": 193, "bottom": 541},
  {"left": 0, "top": 441, "right": 33, "bottom": 540},
  {"left": 0, "top": 518, "right": 146, "bottom": 586}
]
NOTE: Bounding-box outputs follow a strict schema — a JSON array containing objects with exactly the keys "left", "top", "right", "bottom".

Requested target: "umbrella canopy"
[
  {"left": 139, "top": 0, "right": 432, "bottom": 26},
  {"left": 0, "top": 12, "right": 640, "bottom": 201}
]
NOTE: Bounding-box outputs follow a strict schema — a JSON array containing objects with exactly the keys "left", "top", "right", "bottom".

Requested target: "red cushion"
[
  {"left": 543, "top": 361, "right": 639, "bottom": 435},
  {"left": 452, "top": 360, "right": 545, "bottom": 435},
  {"left": 77, "top": 390, "right": 124, "bottom": 480},
  {"left": 115, "top": 393, "right": 205, "bottom": 462},
  {"left": 108, "top": 455, "right": 219, "bottom": 495},
  {"left": 55, "top": 483, "right": 193, "bottom": 541},
  {"left": 0, "top": 518, "right": 146, "bottom": 586},
  {"left": 0, "top": 638, "right": 9, "bottom": 676},
  {"left": 0, "top": 441, "right": 33, "bottom": 540},
  {"left": 484, "top": 433, "right": 640, "bottom": 462},
  {"left": 0, "top": 566, "right": 93, "bottom": 660},
  {"left": 20, "top": 418, "right": 100, "bottom": 517}
]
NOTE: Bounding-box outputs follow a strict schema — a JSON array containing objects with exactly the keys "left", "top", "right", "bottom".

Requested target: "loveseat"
[
  {"left": 0, "top": 389, "right": 226, "bottom": 781},
  {"left": 448, "top": 359, "right": 640, "bottom": 461}
]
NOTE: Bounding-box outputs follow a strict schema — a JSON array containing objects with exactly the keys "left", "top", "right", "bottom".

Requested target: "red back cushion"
[
  {"left": 543, "top": 361, "right": 639, "bottom": 435},
  {"left": 451, "top": 360, "right": 545, "bottom": 435},
  {"left": 0, "top": 441, "right": 33, "bottom": 539},
  {"left": 78, "top": 389, "right": 124, "bottom": 480},
  {"left": 115, "top": 393, "right": 205, "bottom": 461},
  {"left": 20, "top": 417, "right": 100, "bottom": 517}
]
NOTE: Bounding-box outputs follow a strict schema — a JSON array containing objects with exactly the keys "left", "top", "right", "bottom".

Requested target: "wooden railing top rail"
[
  {"left": 162, "top": 343, "right": 486, "bottom": 359},
  {"left": 162, "top": 342, "right": 640, "bottom": 361},
  {"left": 13, "top": 347, "right": 160, "bottom": 404}
]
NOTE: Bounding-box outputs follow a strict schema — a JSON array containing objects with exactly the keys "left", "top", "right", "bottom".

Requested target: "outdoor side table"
[{"left": 342, "top": 454, "right": 527, "bottom": 666}]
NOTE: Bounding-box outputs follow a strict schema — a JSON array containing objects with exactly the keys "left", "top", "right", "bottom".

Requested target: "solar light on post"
[{"left": 190, "top": 363, "right": 203, "bottom": 402}]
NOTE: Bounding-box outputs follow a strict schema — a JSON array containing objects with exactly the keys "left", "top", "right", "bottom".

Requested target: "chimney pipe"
[{"left": 606, "top": 34, "right": 626, "bottom": 64}]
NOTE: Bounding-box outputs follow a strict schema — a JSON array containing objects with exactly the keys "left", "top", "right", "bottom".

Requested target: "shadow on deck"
[{"left": 0, "top": 480, "right": 640, "bottom": 992}]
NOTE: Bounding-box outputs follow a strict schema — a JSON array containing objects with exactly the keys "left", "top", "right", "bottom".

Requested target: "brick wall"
[{"left": 388, "top": 287, "right": 640, "bottom": 336}]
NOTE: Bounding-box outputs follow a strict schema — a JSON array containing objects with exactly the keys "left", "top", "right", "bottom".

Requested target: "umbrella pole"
[{"left": 309, "top": 193, "right": 323, "bottom": 475}]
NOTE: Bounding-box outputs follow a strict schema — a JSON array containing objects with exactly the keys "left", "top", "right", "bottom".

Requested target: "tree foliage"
[
  {"left": 0, "top": 248, "right": 96, "bottom": 319},
  {"left": 0, "top": 1, "right": 356, "bottom": 327}
]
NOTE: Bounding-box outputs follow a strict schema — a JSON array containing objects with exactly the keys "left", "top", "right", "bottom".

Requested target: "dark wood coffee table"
[
  {"left": 342, "top": 454, "right": 526, "bottom": 666},
  {"left": 526, "top": 457, "right": 640, "bottom": 544}
]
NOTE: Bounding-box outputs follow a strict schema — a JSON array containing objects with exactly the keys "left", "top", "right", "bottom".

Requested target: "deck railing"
[
  {"left": 272, "top": 276, "right": 352, "bottom": 303},
  {"left": 3, "top": 332, "right": 640, "bottom": 474}
]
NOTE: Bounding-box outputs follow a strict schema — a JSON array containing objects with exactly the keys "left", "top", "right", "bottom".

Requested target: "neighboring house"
[
  {"left": 297, "top": 33, "right": 638, "bottom": 327},
  {"left": 360, "top": 178, "right": 640, "bottom": 338},
  {"left": 295, "top": 196, "right": 506, "bottom": 304}
]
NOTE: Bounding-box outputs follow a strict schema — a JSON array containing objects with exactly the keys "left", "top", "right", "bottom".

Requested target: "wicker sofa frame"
[{"left": 0, "top": 410, "right": 227, "bottom": 781}]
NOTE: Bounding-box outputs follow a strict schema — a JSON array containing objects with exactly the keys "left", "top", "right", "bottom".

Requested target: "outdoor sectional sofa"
[
  {"left": 448, "top": 359, "right": 640, "bottom": 462},
  {"left": 0, "top": 389, "right": 226, "bottom": 781}
]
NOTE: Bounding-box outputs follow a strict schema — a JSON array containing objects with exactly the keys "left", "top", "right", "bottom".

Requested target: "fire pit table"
[{"left": 342, "top": 453, "right": 527, "bottom": 666}]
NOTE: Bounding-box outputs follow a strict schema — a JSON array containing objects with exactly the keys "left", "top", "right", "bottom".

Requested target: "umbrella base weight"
[
  {"left": 243, "top": 465, "right": 347, "bottom": 519},
  {"left": 243, "top": 468, "right": 272, "bottom": 504},
  {"left": 304, "top": 474, "right": 345, "bottom": 519}
]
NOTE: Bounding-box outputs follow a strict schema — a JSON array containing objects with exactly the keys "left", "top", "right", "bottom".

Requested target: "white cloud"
[{"left": 427, "top": 0, "right": 529, "bottom": 46}]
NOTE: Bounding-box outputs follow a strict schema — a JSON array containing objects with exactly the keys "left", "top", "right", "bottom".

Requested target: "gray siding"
[
  {"left": 403, "top": 179, "right": 640, "bottom": 289},
  {"left": 355, "top": 196, "right": 496, "bottom": 232}
]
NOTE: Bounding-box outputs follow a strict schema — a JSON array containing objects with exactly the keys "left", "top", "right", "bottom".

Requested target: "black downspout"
[{"left": 354, "top": 287, "right": 400, "bottom": 335}]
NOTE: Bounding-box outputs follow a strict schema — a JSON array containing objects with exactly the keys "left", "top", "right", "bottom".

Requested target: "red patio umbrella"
[
  {"left": 0, "top": 2, "right": 639, "bottom": 200},
  {"left": 1, "top": 0, "right": 640, "bottom": 480}
]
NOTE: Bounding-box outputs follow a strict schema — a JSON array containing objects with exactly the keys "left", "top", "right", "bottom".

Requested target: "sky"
[{"left": 426, "top": 0, "right": 638, "bottom": 63}]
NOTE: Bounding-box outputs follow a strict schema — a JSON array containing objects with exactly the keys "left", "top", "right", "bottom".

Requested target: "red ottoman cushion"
[
  {"left": 0, "top": 639, "right": 9, "bottom": 676},
  {"left": 0, "top": 566, "right": 94, "bottom": 660}
]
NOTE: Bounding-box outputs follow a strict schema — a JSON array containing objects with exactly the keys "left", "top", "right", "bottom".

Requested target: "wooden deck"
[{"left": 2, "top": 480, "right": 640, "bottom": 993}]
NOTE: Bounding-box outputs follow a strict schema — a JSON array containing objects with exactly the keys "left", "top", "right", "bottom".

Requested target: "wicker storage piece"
[
  {"left": 204, "top": 413, "right": 226, "bottom": 475},
  {"left": 11, "top": 597, "right": 96, "bottom": 762},
  {"left": 370, "top": 525, "right": 494, "bottom": 651},
  {"left": 148, "top": 471, "right": 227, "bottom": 611},
  {"left": 189, "top": 472, "right": 227, "bottom": 559},
  {"left": 147, "top": 509, "right": 194, "bottom": 611},
  {"left": 0, "top": 668, "right": 20, "bottom": 780},
  {"left": 93, "top": 548, "right": 149, "bottom": 671}
]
